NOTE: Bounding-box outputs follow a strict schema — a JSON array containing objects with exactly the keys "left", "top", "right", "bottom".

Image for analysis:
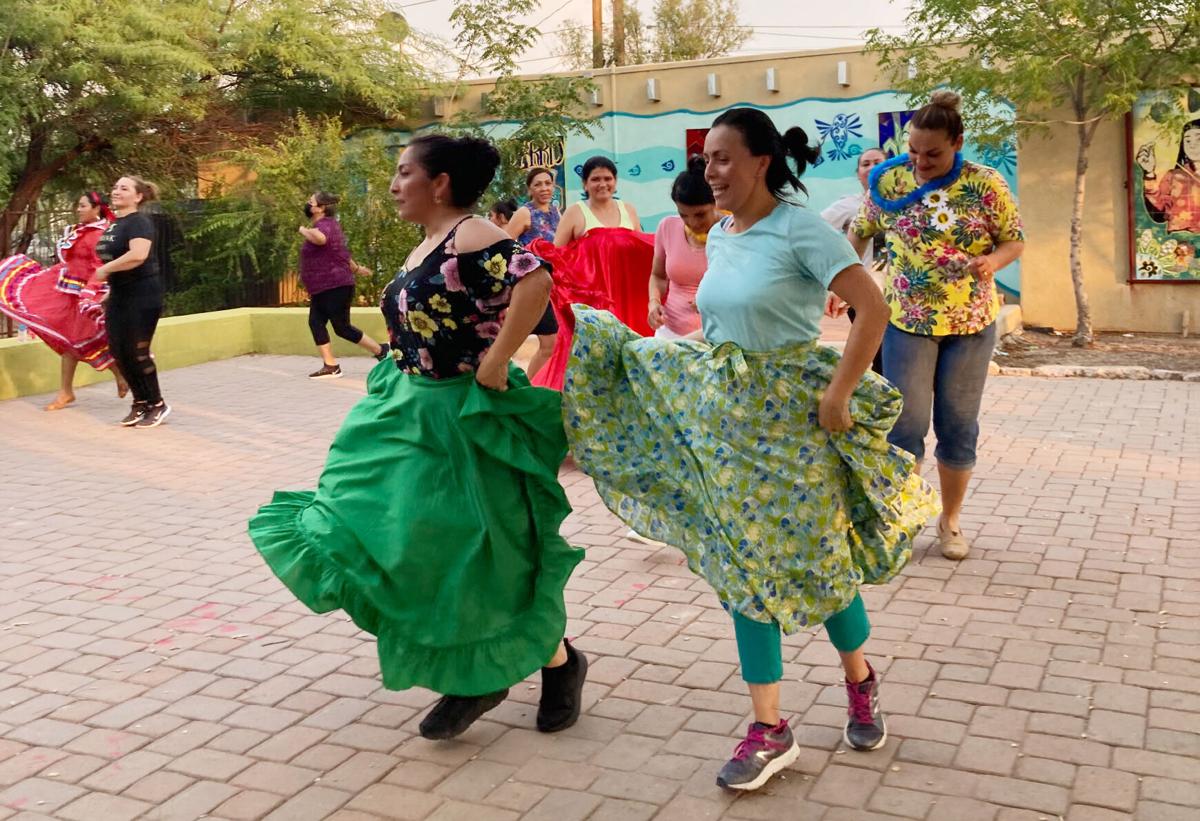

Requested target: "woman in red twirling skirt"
[{"left": 0, "top": 191, "right": 128, "bottom": 409}]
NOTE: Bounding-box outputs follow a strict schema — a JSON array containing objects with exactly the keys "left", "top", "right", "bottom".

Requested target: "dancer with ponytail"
[
  {"left": 563, "top": 108, "right": 939, "bottom": 791},
  {"left": 846, "top": 91, "right": 1024, "bottom": 560},
  {"left": 0, "top": 192, "right": 128, "bottom": 409},
  {"left": 93, "top": 176, "right": 172, "bottom": 427},
  {"left": 249, "top": 134, "right": 586, "bottom": 742}
]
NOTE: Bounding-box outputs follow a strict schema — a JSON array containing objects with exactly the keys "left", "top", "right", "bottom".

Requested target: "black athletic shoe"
[
  {"left": 537, "top": 639, "right": 588, "bottom": 733},
  {"left": 418, "top": 689, "right": 508, "bottom": 740},
  {"left": 308, "top": 363, "right": 342, "bottom": 379},
  {"left": 136, "top": 402, "right": 172, "bottom": 428},
  {"left": 374, "top": 343, "right": 391, "bottom": 361},
  {"left": 119, "top": 401, "right": 148, "bottom": 426}
]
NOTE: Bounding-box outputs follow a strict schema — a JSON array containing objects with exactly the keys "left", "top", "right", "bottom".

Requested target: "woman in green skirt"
[
  {"left": 563, "top": 109, "right": 940, "bottom": 791},
  {"left": 249, "top": 134, "right": 587, "bottom": 740}
]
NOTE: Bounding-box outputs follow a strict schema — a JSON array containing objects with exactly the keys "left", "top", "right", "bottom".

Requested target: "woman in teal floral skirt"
[{"left": 563, "top": 109, "right": 940, "bottom": 792}]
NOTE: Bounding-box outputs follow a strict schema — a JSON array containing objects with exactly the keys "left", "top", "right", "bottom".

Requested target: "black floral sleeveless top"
[{"left": 381, "top": 218, "right": 548, "bottom": 378}]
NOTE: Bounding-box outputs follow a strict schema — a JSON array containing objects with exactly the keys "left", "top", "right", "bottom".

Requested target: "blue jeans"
[{"left": 882, "top": 322, "right": 996, "bottom": 471}]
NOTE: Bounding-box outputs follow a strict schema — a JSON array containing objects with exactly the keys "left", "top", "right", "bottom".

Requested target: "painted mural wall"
[
  {"left": 393, "top": 89, "right": 1022, "bottom": 296},
  {"left": 557, "top": 91, "right": 1020, "bottom": 297}
]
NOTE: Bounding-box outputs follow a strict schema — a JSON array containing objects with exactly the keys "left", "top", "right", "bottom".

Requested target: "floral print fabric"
[
  {"left": 851, "top": 160, "right": 1023, "bottom": 336},
  {"left": 381, "top": 222, "right": 545, "bottom": 378},
  {"left": 563, "top": 308, "right": 941, "bottom": 633}
]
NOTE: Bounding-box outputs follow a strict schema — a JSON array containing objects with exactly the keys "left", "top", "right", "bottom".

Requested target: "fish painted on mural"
[
  {"left": 628, "top": 164, "right": 642, "bottom": 177},
  {"left": 661, "top": 159, "right": 676, "bottom": 172},
  {"left": 815, "top": 113, "right": 865, "bottom": 161}
]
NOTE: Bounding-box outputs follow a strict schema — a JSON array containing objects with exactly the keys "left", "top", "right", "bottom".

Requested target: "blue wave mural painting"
[
  {"left": 367, "top": 90, "right": 1021, "bottom": 297},
  {"left": 560, "top": 90, "right": 1021, "bottom": 298}
]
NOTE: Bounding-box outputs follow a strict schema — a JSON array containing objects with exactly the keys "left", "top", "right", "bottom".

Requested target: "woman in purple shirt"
[{"left": 300, "top": 192, "right": 388, "bottom": 379}]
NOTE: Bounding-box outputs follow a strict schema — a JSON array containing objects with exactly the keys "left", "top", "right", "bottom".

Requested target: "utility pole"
[
  {"left": 592, "top": 0, "right": 604, "bottom": 68},
  {"left": 612, "top": 0, "right": 625, "bottom": 66}
]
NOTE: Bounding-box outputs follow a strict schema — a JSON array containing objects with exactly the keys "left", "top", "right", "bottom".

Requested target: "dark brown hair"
[
  {"left": 525, "top": 167, "right": 553, "bottom": 188},
  {"left": 314, "top": 191, "right": 340, "bottom": 217},
  {"left": 910, "top": 90, "right": 964, "bottom": 142},
  {"left": 710, "top": 107, "right": 820, "bottom": 202},
  {"left": 408, "top": 134, "right": 502, "bottom": 208}
]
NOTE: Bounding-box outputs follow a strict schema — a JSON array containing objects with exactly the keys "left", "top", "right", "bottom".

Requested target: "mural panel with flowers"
[{"left": 1129, "top": 88, "right": 1200, "bottom": 281}]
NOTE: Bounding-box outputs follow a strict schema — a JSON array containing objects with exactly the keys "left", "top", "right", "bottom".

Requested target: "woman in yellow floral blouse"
[{"left": 847, "top": 91, "right": 1024, "bottom": 560}]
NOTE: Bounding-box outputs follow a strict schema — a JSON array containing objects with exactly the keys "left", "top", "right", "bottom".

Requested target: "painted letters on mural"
[
  {"left": 1129, "top": 88, "right": 1200, "bottom": 281},
  {"left": 518, "top": 139, "right": 569, "bottom": 206}
]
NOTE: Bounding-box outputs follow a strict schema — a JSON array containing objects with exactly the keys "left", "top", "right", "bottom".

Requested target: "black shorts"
[{"left": 532, "top": 303, "right": 558, "bottom": 336}]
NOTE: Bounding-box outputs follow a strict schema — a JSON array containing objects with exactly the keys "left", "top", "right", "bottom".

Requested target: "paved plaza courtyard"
[{"left": 0, "top": 353, "right": 1197, "bottom": 821}]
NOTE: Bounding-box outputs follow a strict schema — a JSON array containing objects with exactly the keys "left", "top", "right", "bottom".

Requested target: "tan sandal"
[
  {"left": 936, "top": 518, "right": 970, "bottom": 560},
  {"left": 44, "top": 396, "right": 76, "bottom": 411}
]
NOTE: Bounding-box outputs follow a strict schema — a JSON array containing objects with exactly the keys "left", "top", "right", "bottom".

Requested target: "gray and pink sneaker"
[
  {"left": 844, "top": 662, "right": 887, "bottom": 750},
  {"left": 716, "top": 718, "right": 800, "bottom": 791}
]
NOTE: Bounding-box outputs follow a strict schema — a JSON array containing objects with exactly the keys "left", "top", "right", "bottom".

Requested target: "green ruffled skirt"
[
  {"left": 563, "top": 308, "right": 940, "bottom": 634},
  {"left": 248, "top": 361, "right": 583, "bottom": 696}
]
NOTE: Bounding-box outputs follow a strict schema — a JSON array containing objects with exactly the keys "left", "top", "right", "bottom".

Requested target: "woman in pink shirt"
[{"left": 648, "top": 156, "right": 719, "bottom": 338}]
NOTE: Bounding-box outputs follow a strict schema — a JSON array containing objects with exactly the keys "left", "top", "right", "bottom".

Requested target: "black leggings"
[
  {"left": 106, "top": 278, "right": 164, "bottom": 405},
  {"left": 308, "top": 285, "right": 363, "bottom": 346}
]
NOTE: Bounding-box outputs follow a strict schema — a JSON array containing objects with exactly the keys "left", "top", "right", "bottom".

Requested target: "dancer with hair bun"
[
  {"left": 93, "top": 175, "right": 171, "bottom": 427},
  {"left": 847, "top": 90, "right": 1024, "bottom": 560},
  {"left": 563, "top": 108, "right": 939, "bottom": 792},
  {"left": 0, "top": 191, "right": 128, "bottom": 409},
  {"left": 249, "top": 134, "right": 587, "bottom": 742},
  {"left": 647, "top": 155, "right": 719, "bottom": 340}
]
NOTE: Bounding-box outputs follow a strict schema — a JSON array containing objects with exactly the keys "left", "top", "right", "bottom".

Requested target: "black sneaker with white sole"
[
  {"left": 308, "top": 364, "right": 342, "bottom": 379},
  {"left": 119, "top": 401, "right": 148, "bottom": 426},
  {"left": 136, "top": 402, "right": 172, "bottom": 428}
]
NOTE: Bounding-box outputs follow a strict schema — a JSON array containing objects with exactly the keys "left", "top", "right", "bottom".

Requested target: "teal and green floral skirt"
[{"left": 563, "top": 308, "right": 940, "bottom": 634}]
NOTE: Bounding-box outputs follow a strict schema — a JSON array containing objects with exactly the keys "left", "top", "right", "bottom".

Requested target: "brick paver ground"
[{"left": 1, "top": 348, "right": 1197, "bottom": 821}]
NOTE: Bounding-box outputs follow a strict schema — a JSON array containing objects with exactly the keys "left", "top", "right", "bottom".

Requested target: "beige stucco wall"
[
  {"left": 1019, "top": 117, "right": 1199, "bottom": 333},
  {"left": 434, "top": 49, "right": 1200, "bottom": 334}
]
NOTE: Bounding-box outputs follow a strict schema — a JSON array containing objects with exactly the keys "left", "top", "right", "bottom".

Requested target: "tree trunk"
[
  {"left": 592, "top": 0, "right": 604, "bottom": 68},
  {"left": 612, "top": 0, "right": 625, "bottom": 66},
  {"left": 0, "top": 134, "right": 107, "bottom": 257},
  {"left": 1068, "top": 121, "right": 1096, "bottom": 347}
]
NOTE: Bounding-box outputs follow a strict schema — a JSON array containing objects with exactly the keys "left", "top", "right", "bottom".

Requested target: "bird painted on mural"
[{"left": 815, "top": 113, "right": 864, "bottom": 161}]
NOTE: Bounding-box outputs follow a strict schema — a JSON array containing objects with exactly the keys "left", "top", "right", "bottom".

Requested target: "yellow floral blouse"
[{"left": 851, "top": 159, "right": 1023, "bottom": 336}]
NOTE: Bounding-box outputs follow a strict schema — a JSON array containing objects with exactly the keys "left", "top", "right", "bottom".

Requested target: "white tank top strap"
[{"left": 579, "top": 200, "right": 634, "bottom": 232}]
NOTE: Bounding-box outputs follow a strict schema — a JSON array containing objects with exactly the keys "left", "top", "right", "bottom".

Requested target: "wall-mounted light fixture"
[
  {"left": 836, "top": 61, "right": 850, "bottom": 87},
  {"left": 646, "top": 78, "right": 661, "bottom": 102},
  {"left": 765, "top": 67, "right": 780, "bottom": 93},
  {"left": 907, "top": 58, "right": 918, "bottom": 79},
  {"left": 432, "top": 98, "right": 448, "bottom": 117},
  {"left": 706, "top": 73, "right": 721, "bottom": 97},
  {"left": 589, "top": 87, "right": 603, "bottom": 107}
]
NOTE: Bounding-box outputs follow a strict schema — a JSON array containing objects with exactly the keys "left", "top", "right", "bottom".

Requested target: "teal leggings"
[{"left": 732, "top": 593, "right": 870, "bottom": 684}]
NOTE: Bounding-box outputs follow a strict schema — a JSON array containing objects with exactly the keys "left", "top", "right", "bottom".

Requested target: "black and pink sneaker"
[
  {"left": 716, "top": 718, "right": 799, "bottom": 791},
  {"left": 844, "top": 662, "right": 887, "bottom": 751}
]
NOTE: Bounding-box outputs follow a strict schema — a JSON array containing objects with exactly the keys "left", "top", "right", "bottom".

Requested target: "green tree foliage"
[
  {"left": 556, "top": 0, "right": 750, "bottom": 69},
  {"left": 866, "top": 0, "right": 1200, "bottom": 345},
  {"left": 443, "top": 0, "right": 597, "bottom": 204},
  {"left": 0, "top": 0, "right": 422, "bottom": 254},
  {"left": 168, "top": 117, "right": 420, "bottom": 314}
]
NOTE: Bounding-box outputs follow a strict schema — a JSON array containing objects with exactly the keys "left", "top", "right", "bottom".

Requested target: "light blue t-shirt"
[{"left": 695, "top": 203, "right": 860, "bottom": 351}]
